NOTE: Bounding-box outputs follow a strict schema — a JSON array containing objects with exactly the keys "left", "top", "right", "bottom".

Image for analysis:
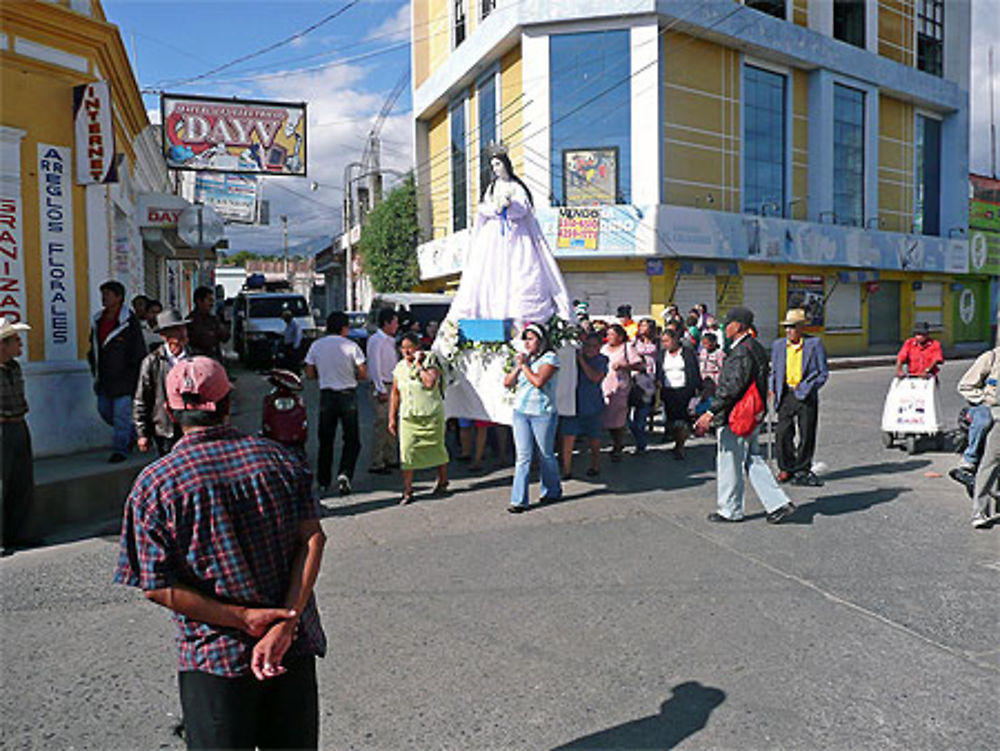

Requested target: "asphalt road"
[{"left": 1, "top": 361, "right": 998, "bottom": 750}]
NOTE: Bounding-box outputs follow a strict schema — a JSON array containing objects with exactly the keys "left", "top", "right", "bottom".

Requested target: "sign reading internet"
[{"left": 161, "top": 94, "right": 306, "bottom": 176}]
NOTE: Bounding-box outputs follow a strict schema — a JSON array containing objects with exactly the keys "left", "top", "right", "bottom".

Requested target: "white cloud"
[
  {"left": 223, "top": 59, "right": 413, "bottom": 253},
  {"left": 366, "top": 1, "right": 410, "bottom": 43}
]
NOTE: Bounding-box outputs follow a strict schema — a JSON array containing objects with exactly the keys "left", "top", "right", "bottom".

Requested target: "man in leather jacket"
[
  {"left": 134, "top": 310, "right": 190, "bottom": 456},
  {"left": 694, "top": 307, "right": 796, "bottom": 524}
]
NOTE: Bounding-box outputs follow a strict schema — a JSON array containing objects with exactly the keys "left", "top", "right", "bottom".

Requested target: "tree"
[
  {"left": 223, "top": 250, "right": 263, "bottom": 266},
  {"left": 358, "top": 175, "right": 420, "bottom": 292}
]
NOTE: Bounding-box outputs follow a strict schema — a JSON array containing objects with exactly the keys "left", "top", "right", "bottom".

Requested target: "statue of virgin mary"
[
  {"left": 446, "top": 149, "right": 574, "bottom": 325},
  {"left": 438, "top": 147, "right": 578, "bottom": 423}
]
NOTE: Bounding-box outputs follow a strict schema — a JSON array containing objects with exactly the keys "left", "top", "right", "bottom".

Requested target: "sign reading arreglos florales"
[{"left": 161, "top": 94, "right": 307, "bottom": 176}]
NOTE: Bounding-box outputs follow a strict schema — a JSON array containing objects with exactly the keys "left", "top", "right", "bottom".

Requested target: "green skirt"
[{"left": 399, "top": 413, "right": 448, "bottom": 471}]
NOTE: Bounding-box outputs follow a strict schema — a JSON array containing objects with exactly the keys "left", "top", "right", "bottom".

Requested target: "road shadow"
[
  {"left": 321, "top": 495, "right": 401, "bottom": 517},
  {"left": 783, "top": 486, "right": 905, "bottom": 525},
  {"left": 821, "top": 459, "right": 930, "bottom": 482},
  {"left": 553, "top": 681, "right": 726, "bottom": 750}
]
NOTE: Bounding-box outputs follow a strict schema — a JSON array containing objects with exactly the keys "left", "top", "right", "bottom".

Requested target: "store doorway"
[{"left": 868, "top": 281, "right": 900, "bottom": 351}]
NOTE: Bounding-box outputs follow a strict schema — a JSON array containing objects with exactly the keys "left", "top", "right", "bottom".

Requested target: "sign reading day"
[{"left": 161, "top": 94, "right": 306, "bottom": 176}]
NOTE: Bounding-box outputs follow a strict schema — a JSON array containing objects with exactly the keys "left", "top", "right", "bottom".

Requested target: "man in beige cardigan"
[{"left": 956, "top": 338, "right": 1000, "bottom": 527}]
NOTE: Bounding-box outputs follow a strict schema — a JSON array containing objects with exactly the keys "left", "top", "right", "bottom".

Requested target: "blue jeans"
[
  {"left": 510, "top": 410, "right": 561, "bottom": 508},
  {"left": 97, "top": 394, "right": 135, "bottom": 455},
  {"left": 628, "top": 402, "right": 653, "bottom": 451},
  {"left": 963, "top": 404, "right": 994, "bottom": 466}
]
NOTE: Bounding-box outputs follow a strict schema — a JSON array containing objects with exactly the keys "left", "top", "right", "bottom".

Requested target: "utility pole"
[
  {"left": 991, "top": 46, "right": 997, "bottom": 179},
  {"left": 281, "top": 214, "right": 289, "bottom": 280}
]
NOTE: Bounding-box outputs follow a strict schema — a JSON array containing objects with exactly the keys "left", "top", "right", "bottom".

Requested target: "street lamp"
[{"left": 281, "top": 214, "right": 289, "bottom": 280}]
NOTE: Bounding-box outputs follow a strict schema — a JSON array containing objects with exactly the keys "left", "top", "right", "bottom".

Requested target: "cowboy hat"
[
  {"left": 0, "top": 316, "right": 30, "bottom": 341},
  {"left": 781, "top": 308, "right": 808, "bottom": 327}
]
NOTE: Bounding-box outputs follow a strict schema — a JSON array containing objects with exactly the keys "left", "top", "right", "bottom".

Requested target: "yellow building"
[
  {"left": 1, "top": 0, "right": 172, "bottom": 456},
  {"left": 411, "top": 1, "right": 985, "bottom": 355}
]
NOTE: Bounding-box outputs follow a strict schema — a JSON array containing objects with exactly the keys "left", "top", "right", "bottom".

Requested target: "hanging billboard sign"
[
  {"left": 563, "top": 147, "right": 618, "bottom": 206},
  {"left": 161, "top": 94, "right": 306, "bottom": 176},
  {"left": 73, "top": 81, "right": 117, "bottom": 185},
  {"left": 194, "top": 173, "right": 259, "bottom": 224}
]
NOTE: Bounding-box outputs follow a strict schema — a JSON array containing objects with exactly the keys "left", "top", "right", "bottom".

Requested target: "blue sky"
[
  {"left": 102, "top": 0, "right": 1000, "bottom": 254},
  {"left": 103, "top": 0, "right": 413, "bottom": 253}
]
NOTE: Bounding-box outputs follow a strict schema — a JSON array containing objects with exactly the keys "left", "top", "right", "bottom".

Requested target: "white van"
[{"left": 367, "top": 292, "right": 452, "bottom": 335}]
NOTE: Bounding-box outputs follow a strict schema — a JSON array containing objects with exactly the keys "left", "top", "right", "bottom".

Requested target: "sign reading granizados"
[{"left": 161, "top": 94, "right": 306, "bottom": 176}]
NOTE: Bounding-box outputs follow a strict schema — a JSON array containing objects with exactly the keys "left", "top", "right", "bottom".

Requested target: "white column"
[
  {"left": 521, "top": 30, "right": 550, "bottom": 204},
  {"left": 631, "top": 21, "right": 660, "bottom": 208}
]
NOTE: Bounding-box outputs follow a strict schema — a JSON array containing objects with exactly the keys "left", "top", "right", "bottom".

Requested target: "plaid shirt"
[{"left": 114, "top": 426, "right": 326, "bottom": 677}]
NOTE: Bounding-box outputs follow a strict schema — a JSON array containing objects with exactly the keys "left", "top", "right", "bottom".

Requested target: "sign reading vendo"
[{"left": 161, "top": 94, "right": 306, "bottom": 176}]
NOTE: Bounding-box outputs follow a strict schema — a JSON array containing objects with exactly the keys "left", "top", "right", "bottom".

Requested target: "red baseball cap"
[{"left": 166, "top": 357, "right": 232, "bottom": 412}]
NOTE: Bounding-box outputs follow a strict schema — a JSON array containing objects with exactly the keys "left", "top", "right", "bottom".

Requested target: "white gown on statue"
[
  {"left": 438, "top": 180, "right": 578, "bottom": 424},
  {"left": 447, "top": 181, "right": 573, "bottom": 325}
]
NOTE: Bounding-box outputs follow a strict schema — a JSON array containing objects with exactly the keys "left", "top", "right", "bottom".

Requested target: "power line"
[{"left": 150, "top": 0, "right": 365, "bottom": 90}]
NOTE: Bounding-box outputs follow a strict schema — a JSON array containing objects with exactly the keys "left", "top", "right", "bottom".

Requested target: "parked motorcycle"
[{"left": 261, "top": 369, "right": 308, "bottom": 450}]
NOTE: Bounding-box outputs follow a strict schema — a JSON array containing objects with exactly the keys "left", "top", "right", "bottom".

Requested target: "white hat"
[{"left": 0, "top": 316, "right": 29, "bottom": 341}]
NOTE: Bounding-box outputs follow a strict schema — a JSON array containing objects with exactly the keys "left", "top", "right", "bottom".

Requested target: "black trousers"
[
  {"left": 317, "top": 388, "right": 360, "bottom": 487},
  {"left": 1, "top": 421, "right": 34, "bottom": 547},
  {"left": 776, "top": 390, "right": 819, "bottom": 475},
  {"left": 178, "top": 656, "right": 318, "bottom": 750}
]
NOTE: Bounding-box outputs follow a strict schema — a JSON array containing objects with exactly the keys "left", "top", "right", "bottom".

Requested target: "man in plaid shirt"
[{"left": 114, "top": 357, "right": 327, "bottom": 749}]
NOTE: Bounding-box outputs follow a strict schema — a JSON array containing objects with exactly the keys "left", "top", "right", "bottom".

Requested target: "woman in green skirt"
[{"left": 389, "top": 332, "right": 449, "bottom": 504}]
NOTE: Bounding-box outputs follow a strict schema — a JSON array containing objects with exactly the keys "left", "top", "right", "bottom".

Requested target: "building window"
[
  {"left": 743, "top": 66, "right": 786, "bottom": 216},
  {"left": 744, "top": 1, "right": 785, "bottom": 19},
  {"left": 478, "top": 74, "right": 497, "bottom": 197},
  {"left": 454, "top": 0, "right": 466, "bottom": 48},
  {"left": 917, "top": 0, "right": 944, "bottom": 77},
  {"left": 915, "top": 115, "right": 941, "bottom": 235},
  {"left": 481, "top": 0, "right": 496, "bottom": 21},
  {"left": 450, "top": 100, "right": 467, "bottom": 231},
  {"left": 833, "top": 1, "right": 866, "bottom": 49},
  {"left": 833, "top": 84, "right": 865, "bottom": 227},
  {"left": 550, "top": 30, "right": 631, "bottom": 205}
]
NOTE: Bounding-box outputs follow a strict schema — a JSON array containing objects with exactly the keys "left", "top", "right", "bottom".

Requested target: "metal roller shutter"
[
  {"left": 743, "top": 274, "right": 779, "bottom": 342},
  {"left": 672, "top": 276, "right": 716, "bottom": 320},
  {"left": 564, "top": 272, "right": 650, "bottom": 317}
]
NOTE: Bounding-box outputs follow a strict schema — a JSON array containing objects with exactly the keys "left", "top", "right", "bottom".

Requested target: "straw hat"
[
  {"left": 780, "top": 308, "right": 808, "bottom": 327},
  {"left": 0, "top": 316, "right": 30, "bottom": 341}
]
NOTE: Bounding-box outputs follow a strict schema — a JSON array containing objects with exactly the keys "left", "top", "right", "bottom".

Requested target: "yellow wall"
[
  {"left": 427, "top": 0, "right": 451, "bottom": 83},
  {"left": 427, "top": 108, "right": 450, "bottom": 239},
  {"left": 792, "top": 69, "right": 809, "bottom": 221},
  {"left": 879, "top": 0, "right": 915, "bottom": 66},
  {"left": 662, "top": 32, "right": 741, "bottom": 212},
  {"left": 413, "top": 0, "right": 430, "bottom": 87},
  {"left": 792, "top": 0, "right": 809, "bottom": 27},
  {"left": 878, "top": 95, "right": 915, "bottom": 234},
  {"left": 1, "top": 0, "right": 149, "bottom": 360},
  {"left": 500, "top": 45, "right": 523, "bottom": 175}
]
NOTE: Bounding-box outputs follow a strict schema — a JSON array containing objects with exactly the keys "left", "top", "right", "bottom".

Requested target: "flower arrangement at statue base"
[{"left": 432, "top": 316, "right": 582, "bottom": 424}]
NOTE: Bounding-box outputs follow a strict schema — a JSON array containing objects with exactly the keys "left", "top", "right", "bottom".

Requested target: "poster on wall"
[
  {"left": 556, "top": 207, "right": 600, "bottom": 249},
  {"left": 161, "top": 94, "right": 306, "bottom": 175},
  {"left": 73, "top": 82, "right": 117, "bottom": 185},
  {"left": 787, "top": 275, "right": 825, "bottom": 329},
  {"left": 563, "top": 147, "right": 617, "bottom": 206}
]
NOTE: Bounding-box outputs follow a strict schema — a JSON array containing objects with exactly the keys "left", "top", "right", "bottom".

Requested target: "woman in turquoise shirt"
[{"left": 502, "top": 323, "right": 561, "bottom": 513}]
